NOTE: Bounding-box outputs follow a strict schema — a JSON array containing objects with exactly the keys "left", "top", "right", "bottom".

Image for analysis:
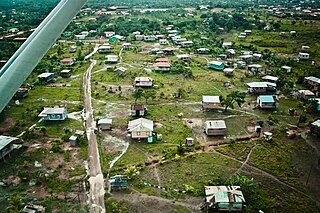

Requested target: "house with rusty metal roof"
[{"left": 131, "top": 104, "right": 146, "bottom": 117}]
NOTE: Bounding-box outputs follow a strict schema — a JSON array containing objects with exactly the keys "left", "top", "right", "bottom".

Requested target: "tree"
[
  {"left": 124, "top": 165, "right": 139, "bottom": 180},
  {"left": 142, "top": 89, "right": 157, "bottom": 104},
  {"left": 5, "top": 194, "right": 24, "bottom": 213},
  {"left": 132, "top": 88, "right": 144, "bottom": 103},
  {"left": 220, "top": 90, "right": 246, "bottom": 112}
]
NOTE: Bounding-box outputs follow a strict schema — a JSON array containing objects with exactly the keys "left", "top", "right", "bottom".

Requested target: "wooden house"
[
  {"left": 144, "top": 35, "right": 156, "bottom": 42},
  {"left": 222, "top": 41, "right": 233, "bottom": 48},
  {"left": 60, "top": 58, "right": 75, "bottom": 66},
  {"left": 135, "top": 77, "right": 154, "bottom": 87},
  {"left": 301, "top": 45, "right": 310, "bottom": 52},
  {"left": 257, "top": 95, "right": 277, "bottom": 109},
  {"left": 131, "top": 104, "right": 146, "bottom": 116},
  {"left": 202, "top": 96, "right": 220, "bottom": 110},
  {"left": 60, "top": 69, "right": 71, "bottom": 78},
  {"left": 127, "top": 118, "right": 153, "bottom": 139},
  {"left": 163, "top": 48, "right": 175, "bottom": 55},
  {"left": 98, "top": 118, "right": 113, "bottom": 131},
  {"left": 153, "top": 62, "right": 171, "bottom": 72},
  {"left": 38, "top": 73, "right": 54, "bottom": 83},
  {"left": 281, "top": 65, "right": 292, "bottom": 73},
  {"left": 14, "top": 88, "right": 29, "bottom": 99},
  {"left": 208, "top": 61, "right": 225, "bottom": 70},
  {"left": 204, "top": 120, "right": 226, "bottom": 136},
  {"left": 186, "top": 138, "right": 194, "bottom": 146},
  {"left": 38, "top": 107, "right": 68, "bottom": 121},
  {"left": 203, "top": 186, "right": 245, "bottom": 212},
  {"left": 304, "top": 76, "right": 320, "bottom": 90},
  {"left": 159, "top": 39, "right": 168, "bottom": 45},
  {"left": 246, "top": 82, "right": 276, "bottom": 94},
  {"left": 0, "top": 136, "right": 18, "bottom": 160}
]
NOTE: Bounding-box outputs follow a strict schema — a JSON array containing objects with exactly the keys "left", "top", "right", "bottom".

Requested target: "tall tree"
[
  {"left": 220, "top": 90, "right": 246, "bottom": 111},
  {"left": 132, "top": 88, "right": 144, "bottom": 103}
]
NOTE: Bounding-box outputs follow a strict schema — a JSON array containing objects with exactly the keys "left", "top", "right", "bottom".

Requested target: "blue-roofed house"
[
  {"left": 38, "top": 107, "right": 68, "bottom": 121},
  {"left": 257, "top": 95, "right": 277, "bottom": 109},
  {"left": 0, "top": 136, "right": 18, "bottom": 159}
]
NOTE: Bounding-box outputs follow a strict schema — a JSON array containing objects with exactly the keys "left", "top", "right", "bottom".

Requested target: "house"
[
  {"left": 127, "top": 118, "right": 153, "bottom": 139},
  {"left": 69, "top": 46, "right": 77, "bottom": 53},
  {"left": 208, "top": 61, "right": 225, "bottom": 70},
  {"left": 60, "top": 69, "right": 71, "bottom": 78},
  {"left": 180, "top": 41, "right": 194, "bottom": 47},
  {"left": 257, "top": 95, "right": 277, "bottom": 109},
  {"left": 156, "top": 58, "right": 169, "bottom": 63},
  {"left": 304, "top": 76, "right": 320, "bottom": 90},
  {"left": 222, "top": 41, "right": 233, "bottom": 48},
  {"left": 98, "top": 118, "right": 113, "bottom": 131},
  {"left": 9, "top": 28, "right": 19, "bottom": 33},
  {"left": 155, "top": 35, "right": 165, "bottom": 40},
  {"left": 75, "top": 34, "right": 86, "bottom": 40},
  {"left": 311, "top": 120, "right": 320, "bottom": 137},
  {"left": 247, "top": 64, "right": 263, "bottom": 75},
  {"left": 236, "top": 61, "right": 246, "bottom": 69},
  {"left": 135, "top": 77, "right": 154, "bottom": 87},
  {"left": 144, "top": 35, "right": 156, "bottom": 42},
  {"left": 61, "top": 58, "right": 75, "bottom": 66},
  {"left": 223, "top": 68, "right": 234, "bottom": 76},
  {"left": 176, "top": 54, "right": 190, "bottom": 61},
  {"left": 135, "top": 35, "right": 144, "bottom": 41},
  {"left": 131, "top": 104, "right": 146, "bottom": 116},
  {"left": 98, "top": 45, "right": 112, "bottom": 53},
  {"left": 38, "top": 107, "right": 68, "bottom": 121},
  {"left": 14, "top": 88, "right": 29, "bottom": 99},
  {"left": 262, "top": 75, "right": 279, "bottom": 84},
  {"left": 202, "top": 96, "right": 220, "bottom": 110},
  {"left": 281, "top": 65, "right": 292, "bottom": 73},
  {"left": 203, "top": 186, "right": 245, "bottom": 212},
  {"left": 246, "top": 82, "right": 276, "bottom": 94},
  {"left": 196, "top": 48, "right": 210, "bottom": 54},
  {"left": 297, "top": 90, "right": 315, "bottom": 101},
  {"left": 204, "top": 120, "right": 227, "bottom": 136},
  {"left": 226, "top": 49, "right": 236, "bottom": 58},
  {"left": 186, "top": 138, "right": 194, "bottom": 146},
  {"left": 253, "top": 53, "right": 263, "bottom": 61},
  {"left": 104, "top": 31, "right": 115, "bottom": 38},
  {"left": 22, "top": 204, "right": 45, "bottom": 213},
  {"left": 38, "top": 73, "right": 54, "bottom": 83},
  {"left": 168, "top": 30, "right": 179, "bottom": 35},
  {"left": 301, "top": 45, "right": 310, "bottom": 52},
  {"left": 0, "top": 136, "right": 18, "bottom": 160},
  {"left": 299, "top": 52, "right": 310, "bottom": 60},
  {"left": 163, "top": 47, "right": 175, "bottom": 55},
  {"left": 244, "top": 30, "right": 252, "bottom": 35},
  {"left": 159, "top": 39, "right": 168, "bottom": 45},
  {"left": 153, "top": 62, "right": 171, "bottom": 72},
  {"left": 240, "top": 54, "right": 253, "bottom": 62},
  {"left": 69, "top": 135, "right": 78, "bottom": 146},
  {"left": 122, "top": 43, "right": 132, "bottom": 50},
  {"left": 105, "top": 55, "right": 119, "bottom": 63}
]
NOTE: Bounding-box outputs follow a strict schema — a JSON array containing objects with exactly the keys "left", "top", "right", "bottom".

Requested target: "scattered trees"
[{"left": 220, "top": 90, "right": 246, "bottom": 112}]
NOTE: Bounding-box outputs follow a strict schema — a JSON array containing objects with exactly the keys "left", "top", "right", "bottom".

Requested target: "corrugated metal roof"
[
  {"left": 128, "top": 118, "right": 153, "bottom": 132},
  {"left": 312, "top": 120, "right": 320, "bottom": 127},
  {"left": 205, "top": 186, "right": 245, "bottom": 204},
  {"left": 203, "top": 95, "right": 220, "bottom": 103},
  {"left": 38, "top": 73, "right": 54, "bottom": 78},
  {"left": 205, "top": 120, "right": 226, "bottom": 129},
  {"left": 262, "top": 75, "right": 279, "bottom": 82},
  {"left": 246, "top": 82, "right": 276, "bottom": 88},
  {"left": 98, "top": 118, "right": 112, "bottom": 125},
  {"left": 259, "top": 95, "right": 275, "bottom": 103},
  {"left": 305, "top": 76, "right": 320, "bottom": 84},
  {"left": 0, "top": 136, "right": 18, "bottom": 150},
  {"left": 38, "top": 107, "right": 66, "bottom": 117}
]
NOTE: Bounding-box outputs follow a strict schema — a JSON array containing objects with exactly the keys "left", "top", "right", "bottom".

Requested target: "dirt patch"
[{"left": 0, "top": 118, "right": 15, "bottom": 134}]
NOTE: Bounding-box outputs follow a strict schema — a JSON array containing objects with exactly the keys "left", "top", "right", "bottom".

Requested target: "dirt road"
[{"left": 84, "top": 59, "right": 106, "bottom": 213}]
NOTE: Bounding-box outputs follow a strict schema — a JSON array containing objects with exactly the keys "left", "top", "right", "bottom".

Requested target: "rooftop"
[
  {"left": 128, "top": 118, "right": 153, "bottom": 132},
  {"left": 259, "top": 95, "right": 275, "bottom": 103},
  {"left": 98, "top": 118, "right": 113, "bottom": 125},
  {"left": 203, "top": 95, "right": 220, "bottom": 103},
  {"left": 205, "top": 120, "right": 226, "bottom": 129},
  {"left": 0, "top": 136, "right": 18, "bottom": 150},
  {"left": 38, "top": 107, "right": 66, "bottom": 117},
  {"left": 38, "top": 73, "right": 54, "bottom": 78},
  {"left": 205, "top": 186, "right": 245, "bottom": 204}
]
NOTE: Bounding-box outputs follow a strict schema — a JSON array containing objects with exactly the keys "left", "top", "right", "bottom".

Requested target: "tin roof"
[
  {"left": 202, "top": 95, "right": 220, "bottom": 103},
  {"left": 128, "top": 118, "right": 153, "bottom": 132},
  {"left": 38, "top": 107, "right": 66, "bottom": 117},
  {"left": 246, "top": 82, "right": 276, "bottom": 88},
  {"left": 98, "top": 118, "right": 112, "bottom": 125},
  {"left": 305, "top": 76, "right": 320, "bottom": 84},
  {"left": 38, "top": 72, "right": 54, "bottom": 78},
  {"left": 262, "top": 75, "right": 279, "bottom": 82},
  {"left": 0, "top": 135, "right": 18, "bottom": 150},
  {"left": 205, "top": 120, "right": 226, "bottom": 129},
  {"left": 205, "top": 186, "right": 245, "bottom": 204},
  {"left": 259, "top": 95, "right": 275, "bottom": 103}
]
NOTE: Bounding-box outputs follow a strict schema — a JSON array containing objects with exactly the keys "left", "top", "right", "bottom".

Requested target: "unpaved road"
[{"left": 84, "top": 59, "right": 106, "bottom": 213}]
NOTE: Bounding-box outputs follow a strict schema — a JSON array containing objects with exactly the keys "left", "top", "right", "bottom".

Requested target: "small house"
[
  {"left": 60, "top": 69, "right": 71, "bottom": 78},
  {"left": 297, "top": 90, "right": 315, "bottom": 101},
  {"left": 246, "top": 82, "right": 276, "bottom": 94},
  {"left": 253, "top": 53, "right": 263, "bottom": 61},
  {"left": 109, "top": 175, "right": 128, "bottom": 188},
  {"left": 311, "top": 120, "right": 320, "bottom": 137},
  {"left": 236, "top": 61, "right": 246, "bottom": 69},
  {"left": 98, "top": 118, "right": 113, "bottom": 131},
  {"left": 301, "top": 45, "right": 310, "bottom": 52},
  {"left": 131, "top": 104, "right": 146, "bottom": 116},
  {"left": 128, "top": 118, "right": 153, "bottom": 139},
  {"left": 257, "top": 95, "right": 277, "bottom": 109},
  {"left": 69, "top": 135, "right": 78, "bottom": 146},
  {"left": 14, "top": 88, "right": 29, "bottom": 99},
  {"left": 144, "top": 35, "right": 156, "bottom": 42},
  {"left": 69, "top": 46, "right": 77, "bottom": 53},
  {"left": 281, "top": 65, "right": 292, "bottom": 73},
  {"left": 180, "top": 41, "right": 194, "bottom": 48},
  {"left": 61, "top": 58, "right": 75, "bottom": 66},
  {"left": 105, "top": 55, "right": 119, "bottom": 63},
  {"left": 159, "top": 39, "right": 168, "bottom": 45},
  {"left": 299, "top": 52, "right": 310, "bottom": 60},
  {"left": 98, "top": 45, "right": 112, "bottom": 53},
  {"left": 186, "top": 138, "right": 194, "bottom": 146},
  {"left": 247, "top": 64, "right": 263, "bottom": 75},
  {"left": 38, "top": 73, "right": 54, "bottom": 83},
  {"left": 0, "top": 136, "right": 18, "bottom": 160},
  {"left": 202, "top": 96, "right": 220, "bottom": 110},
  {"left": 104, "top": 31, "right": 115, "bottom": 38},
  {"left": 244, "top": 30, "right": 252, "bottom": 35},
  {"left": 226, "top": 49, "right": 236, "bottom": 58},
  {"left": 262, "top": 75, "right": 279, "bottom": 84},
  {"left": 203, "top": 186, "right": 245, "bottom": 212},
  {"left": 156, "top": 58, "right": 169, "bottom": 63},
  {"left": 153, "top": 62, "right": 171, "bottom": 72},
  {"left": 135, "top": 35, "right": 144, "bottom": 41},
  {"left": 122, "top": 43, "right": 132, "bottom": 50},
  {"left": 223, "top": 68, "right": 235, "bottom": 76},
  {"left": 204, "top": 120, "right": 226, "bottom": 136},
  {"left": 38, "top": 107, "right": 68, "bottom": 121},
  {"left": 176, "top": 54, "right": 189, "bottom": 61},
  {"left": 304, "top": 76, "right": 320, "bottom": 90},
  {"left": 22, "top": 204, "right": 45, "bottom": 213},
  {"left": 208, "top": 61, "right": 225, "bottom": 70},
  {"left": 135, "top": 77, "right": 154, "bottom": 87},
  {"left": 240, "top": 54, "right": 253, "bottom": 62},
  {"left": 163, "top": 48, "right": 175, "bottom": 55},
  {"left": 196, "top": 48, "right": 210, "bottom": 54},
  {"left": 222, "top": 42, "right": 233, "bottom": 48}
]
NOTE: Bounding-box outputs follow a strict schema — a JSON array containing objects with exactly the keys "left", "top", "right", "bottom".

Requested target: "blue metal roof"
[{"left": 259, "top": 95, "right": 275, "bottom": 103}]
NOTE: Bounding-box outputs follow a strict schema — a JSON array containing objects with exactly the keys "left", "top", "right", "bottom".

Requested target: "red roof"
[
  {"left": 153, "top": 62, "right": 171, "bottom": 68},
  {"left": 156, "top": 58, "right": 169, "bottom": 63},
  {"left": 61, "top": 58, "right": 73, "bottom": 63},
  {"left": 131, "top": 104, "right": 144, "bottom": 110}
]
